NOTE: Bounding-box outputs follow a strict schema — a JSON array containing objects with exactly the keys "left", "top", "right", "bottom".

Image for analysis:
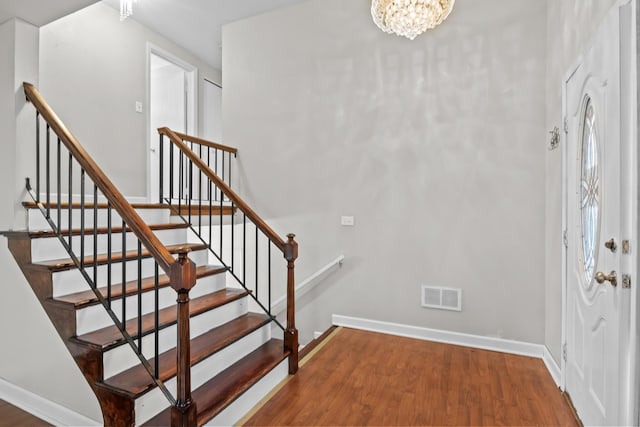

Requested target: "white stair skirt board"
[
  {"left": 0, "top": 378, "right": 101, "bottom": 426},
  {"left": 203, "top": 358, "right": 289, "bottom": 427},
  {"left": 332, "top": 315, "right": 562, "bottom": 388}
]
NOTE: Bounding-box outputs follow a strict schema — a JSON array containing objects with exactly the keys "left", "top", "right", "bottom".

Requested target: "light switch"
[
  {"left": 135, "top": 101, "right": 143, "bottom": 113},
  {"left": 341, "top": 216, "right": 355, "bottom": 226}
]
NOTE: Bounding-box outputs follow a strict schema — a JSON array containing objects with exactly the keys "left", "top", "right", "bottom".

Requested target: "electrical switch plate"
[
  {"left": 341, "top": 216, "right": 354, "bottom": 226},
  {"left": 135, "top": 101, "right": 143, "bottom": 113}
]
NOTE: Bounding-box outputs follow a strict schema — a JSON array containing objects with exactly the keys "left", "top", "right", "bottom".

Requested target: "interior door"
[{"left": 564, "top": 5, "right": 624, "bottom": 426}]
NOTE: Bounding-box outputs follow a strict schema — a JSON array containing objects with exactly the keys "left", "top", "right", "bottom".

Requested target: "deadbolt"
[
  {"left": 595, "top": 270, "right": 617, "bottom": 287},
  {"left": 604, "top": 238, "right": 617, "bottom": 253}
]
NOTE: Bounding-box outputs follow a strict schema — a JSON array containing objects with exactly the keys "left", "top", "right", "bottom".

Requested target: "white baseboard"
[
  {"left": 0, "top": 378, "right": 101, "bottom": 426},
  {"left": 543, "top": 347, "right": 562, "bottom": 387},
  {"left": 333, "top": 314, "right": 545, "bottom": 358}
]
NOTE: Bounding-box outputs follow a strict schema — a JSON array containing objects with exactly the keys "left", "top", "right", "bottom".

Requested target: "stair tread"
[
  {"left": 28, "top": 222, "right": 189, "bottom": 238},
  {"left": 33, "top": 243, "right": 208, "bottom": 272},
  {"left": 51, "top": 265, "right": 227, "bottom": 308},
  {"left": 143, "top": 339, "right": 288, "bottom": 427},
  {"left": 74, "top": 288, "right": 248, "bottom": 350},
  {"left": 99, "top": 313, "right": 271, "bottom": 398}
]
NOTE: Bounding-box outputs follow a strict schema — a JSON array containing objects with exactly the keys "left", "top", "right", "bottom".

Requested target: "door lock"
[
  {"left": 604, "top": 238, "right": 617, "bottom": 253},
  {"left": 595, "top": 270, "right": 617, "bottom": 287}
]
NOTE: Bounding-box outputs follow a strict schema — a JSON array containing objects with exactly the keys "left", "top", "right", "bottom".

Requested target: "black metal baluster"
[
  {"left": 209, "top": 178, "right": 212, "bottom": 248},
  {"left": 45, "top": 124, "right": 50, "bottom": 219},
  {"left": 107, "top": 202, "right": 112, "bottom": 309},
  {"left": 255, "top": 226, "right": 259, "bottom": 298},
  {"left": 214, "top": 148, "right": 219, "bottom": 200},
  {"left": 219, "top": 189, "right": 223, "bottom": 262},
  {"left": 188, "top": 154, "right": 193, "bottom": 225},
  {"left": 170, "top": 140, "right": 174, "bottom": 202},
  {"left": 154, "top": 262, "right": 160, "bottom": 378},
  {"left": 159, "top": 134, "right": 164, "bottom": 204},
  {"left": 221, "top": 151, "right": 225, "bottom": 201},
  {"left": 198, "top": 143, "right": 202, "bottom": 235},
  {"left": 80, "top": 169, "right": 85, "bottom": 268},
  {"left": 207, "top": 147, "right": 211, "bottom": 200},
  {"left": 243, "top": 214, "right": 246, "bottom": 283},
  {"left": 231, "top": 202, "right": 235, "bottom": 272},
  {"left": 93, "top": 184, "right": 98, "bottom": 289},
  {"left": 268, "top": 242, "right": 271, "bottom": 314},
  {"left": 179, "top": 151, "right": 183, "bottom": 214},
  {"left": 137, "top": 240, "right": 142, "bottom": 352},
  {"left": 57, "top": 138, "right": 61, "bottom": 232},
  {"left": 122, "top": 220, "right": 127, "bottom": 328},
  {"left": 36, "top": 113, "right": 40, "bottom": 203},
  {"left": 68, "top": 155, "right": 72, "bottom": 252}
]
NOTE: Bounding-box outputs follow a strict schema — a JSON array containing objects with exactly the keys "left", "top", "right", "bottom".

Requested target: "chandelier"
[
  {"left": 371, "top": 0, "right": 455, "bottom": 40},
  {"left": 120, "top": 0, "right": 137, "bottom": 21}
]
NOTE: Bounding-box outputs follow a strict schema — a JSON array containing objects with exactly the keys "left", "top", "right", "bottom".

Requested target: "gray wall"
[
  {"left": 39, "top": 2, "right": 222, "bottom": 197},
  {"left": 544, "top": 0, "right": 620, "bottom": 363},
  {"left": 0, "top": 18, "right": 102, "bottom": 422},
  {"left": 223, "top": 0, "right": 547, "bottom": 345}
]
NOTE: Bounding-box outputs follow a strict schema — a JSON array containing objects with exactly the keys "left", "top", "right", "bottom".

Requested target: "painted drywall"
[
  {"left": 0, "top": 18, "right": 102, "bottom": 422},
  {"left": 223, "top": 0, "right": 547, "bottom": 344},
  {"left": 544, "top": 0, "right": 620, "bottom": 364},
  {"left": 39, "top": 2, "right": 222, "bottom": 197}
]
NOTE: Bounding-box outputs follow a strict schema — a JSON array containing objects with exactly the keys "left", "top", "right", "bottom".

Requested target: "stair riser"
[
  {"left": 204, "top": 358, "right": 289, "bottom": 427},
  {"left": 28, "top": 208, "right": 172, "bottom": 231},
  {"left": 51, "top": 250, "right": 209, "bottom": 297},
  {"left": 30, "top": 228, "right": 189, "bottom": 263},
  {"left": 103, "top": 297, "right": 249, "bottom": 378},
  {"left": 134, "top": 324, "right": 272, "bottom": 425},
  {"left": 75, "top": 273, "right": 227, "bottom": 335}
]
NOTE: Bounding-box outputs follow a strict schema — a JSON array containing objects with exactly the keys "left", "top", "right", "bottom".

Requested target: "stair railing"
[
  {"left": 158, "top": 127, "right": 299, "bottom": 373},
  {"left": 23, "top": 83, "right": 197, "bottom": 424}
]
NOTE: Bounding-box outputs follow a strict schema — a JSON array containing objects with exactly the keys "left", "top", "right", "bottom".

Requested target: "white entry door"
[{"left": 563, "top": 3, "right": 633, "bottom": 425}]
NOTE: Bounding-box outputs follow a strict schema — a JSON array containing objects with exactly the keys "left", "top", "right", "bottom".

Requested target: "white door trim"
[
  {"left": 145, "top": 43, "right": 198, "bottom": 202},
  {"left": 560, "top": 1, "right": 638, "bottom": 424}
]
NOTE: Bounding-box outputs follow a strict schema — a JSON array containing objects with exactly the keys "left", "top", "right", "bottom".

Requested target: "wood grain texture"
[
  {"left": 243, "top": 328, "right": 580, "bottom": 427},
  {"left": 171, "top": 130, "right": 238, "bottom": 154},
  {"left": 0, "top": 400, "right": 53, "bottom": 427}
]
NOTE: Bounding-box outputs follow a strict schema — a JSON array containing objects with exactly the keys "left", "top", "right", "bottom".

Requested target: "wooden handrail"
[
  {"left": 23, "top": 83, "right": 175, "bottom": 273},
  {"left": 172, "top": 130, "right": 238, "bottom": 154},
  {"left": 158, "top": 127, "right": 286, "bottom": 252}
]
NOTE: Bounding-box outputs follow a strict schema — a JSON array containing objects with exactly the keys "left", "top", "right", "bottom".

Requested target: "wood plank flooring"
[
  {"left": 242, "top": 327, "right": 580, "bottom": 426},
  {"left": 0, "top": 400, "right": 52, "bottom": 427}
]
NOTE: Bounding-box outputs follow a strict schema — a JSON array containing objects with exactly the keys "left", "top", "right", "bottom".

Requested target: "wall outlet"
[{"left": 341, "top": 216, "right": 354, "bottom": 226}]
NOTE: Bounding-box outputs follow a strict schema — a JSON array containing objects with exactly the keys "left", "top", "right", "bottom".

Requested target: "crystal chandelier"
[
  {"left": 371, "top": 0, "right": 455, "bottom": 40},
  {"left": 120, "top": 0, "right": 137, "bottom": 21}
]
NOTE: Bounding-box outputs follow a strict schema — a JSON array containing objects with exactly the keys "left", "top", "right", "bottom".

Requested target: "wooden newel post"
[
  {"left": 170, "top": 248, "right": 197, "bottom": 427},
  {"left": 284, "top": 233, "right": 299, "bottom": 374}
]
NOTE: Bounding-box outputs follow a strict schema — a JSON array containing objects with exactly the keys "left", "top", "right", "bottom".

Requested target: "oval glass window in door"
[{"left": 580, "top": 96, "right": 600, "bottom": 284}]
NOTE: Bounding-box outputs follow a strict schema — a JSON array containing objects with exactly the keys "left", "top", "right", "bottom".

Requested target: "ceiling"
[
  {"left": 101, "top": 0, "right": 309, "bottom": 70},
  {"left": 0, "top": 0, "right": 98, "bottom": 27}
]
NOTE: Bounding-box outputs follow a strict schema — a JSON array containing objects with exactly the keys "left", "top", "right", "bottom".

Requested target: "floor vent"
[{"left": 421, "top": 286, "right": 462, "bottom": 311}]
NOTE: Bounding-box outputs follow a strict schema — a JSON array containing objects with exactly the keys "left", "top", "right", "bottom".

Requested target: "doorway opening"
[{"left": 147, "top": 45, "right": 197, "bottom": 202}]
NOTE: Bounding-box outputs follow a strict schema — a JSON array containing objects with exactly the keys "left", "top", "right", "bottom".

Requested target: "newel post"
[
  {"left": 170, "top": 248, "right": 197, "bottom": 426},
  {"left": 284, "top": 233, "right": 299, "bottom": 374}
]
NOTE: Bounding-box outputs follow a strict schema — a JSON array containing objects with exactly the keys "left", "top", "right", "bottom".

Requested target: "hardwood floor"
[
  {"left": 0, "top": 400, "right": 52, "bottom": 427},
  {"left": 242, "top": 327, "right": 580, "bottom": 426}
]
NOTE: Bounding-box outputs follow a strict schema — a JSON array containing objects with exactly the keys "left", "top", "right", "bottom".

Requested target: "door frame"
[
  {"left": 145, "top": 43, "right": 198, "bottom": 201},
  {"left": 560, "top": 0, "right": 638, "bottom": 424}
]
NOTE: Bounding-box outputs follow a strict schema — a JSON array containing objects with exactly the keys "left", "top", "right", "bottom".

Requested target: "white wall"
[
  {"left": 544, "top": 0, "right": 620, "bottom": 363},
  {"left": 0, "top": 18, "right": 102, "bottom": 422},
  {"left": 223, "top": 0, "right": 547, "bottom": 345},
  {"left": 39, "top": 2, "right": 222, "bottom": 197}
]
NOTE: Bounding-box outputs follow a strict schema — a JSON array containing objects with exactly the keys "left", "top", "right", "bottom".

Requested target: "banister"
[
  {"left": 158, "top": 127, "right": 286, "bottom": 252},
  {"left": 23, "top": 82, "right": 175, "bottom": 273},
  {"left": 172, "top": 130, "right": 238, "bottom": 155}
]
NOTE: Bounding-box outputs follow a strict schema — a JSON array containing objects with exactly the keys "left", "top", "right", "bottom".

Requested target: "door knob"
[
  {"left": 604, "top": 238, "right": 617, "bottom": 252},
  {"left": 595, "top": 270, "right": 617, "bottom": 287}
]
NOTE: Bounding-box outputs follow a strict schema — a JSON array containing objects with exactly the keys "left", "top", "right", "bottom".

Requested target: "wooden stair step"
[
  {"left": 73, "top": 288, "right": 248, "bottom": 351},
  {"left": 28, "top": 222, "right": 189, "bottom": 239},
  {"left": 50, "top": 265, "right": 227, "bottom": 309},
  {"left": 33, "top": 243, "right": 208, "bottom": 272},
  {"left": 23, "top": 201, "right": 171, "bottom": 210},
  {"left": 98, "top": 313, "right": 271, "bottom": 398},
  {"left": 143, "top": 339, "right": 288, "bottom": 427},
  {"left": 171, "top": 204, "right": 236, "bottom": 216}
]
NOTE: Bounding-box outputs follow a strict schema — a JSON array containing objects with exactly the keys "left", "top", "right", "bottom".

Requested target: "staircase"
[{"left": 1, "top": 83, "right": 299, "bottom": 426}]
